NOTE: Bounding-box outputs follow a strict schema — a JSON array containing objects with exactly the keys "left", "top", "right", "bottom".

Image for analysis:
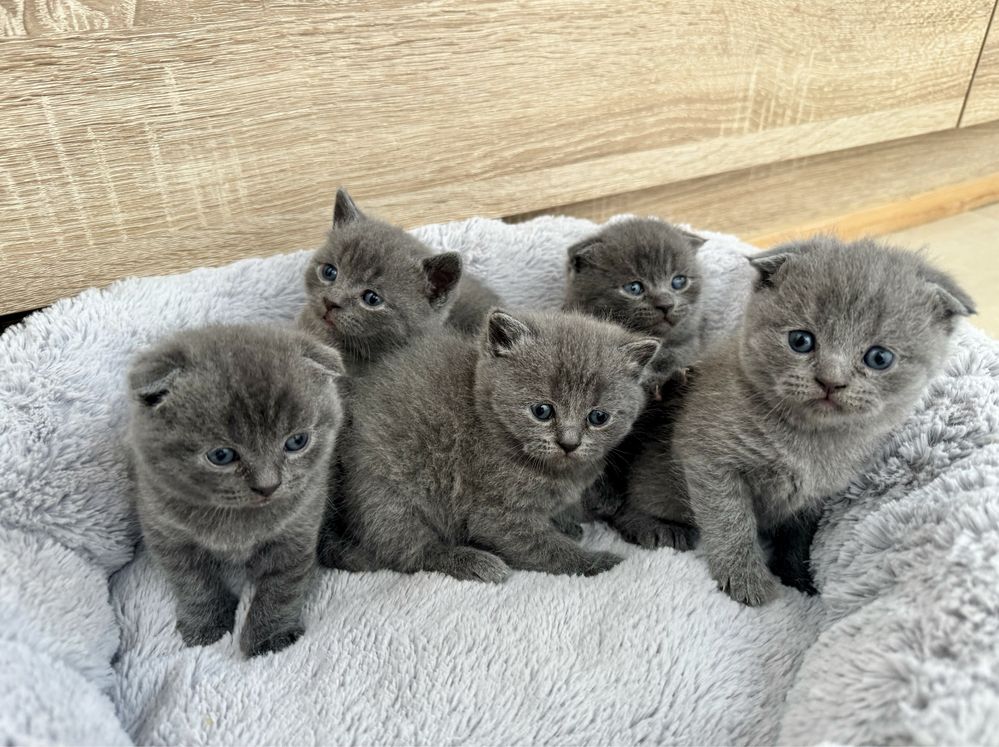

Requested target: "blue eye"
[
  {"left": 284, "top": 433, "right": 310, "bottom": 452},
  {"left": 623, "top": 281, "right": 644, "bottom": 296},
  {"left": 361, "top": 290, "right": 383, "bottom": 307},
  {"left": 788, "top": 330, "right": 815, "bottom": 354},
  {"left": 587, "top": 409, "right": 609, "bottom": 427},
  {"left": 206, "top": 447, "right": 238, "bottom": 466},
  {"left": 863, "top": 346, "right": 895, "bottom": 370},
  {"left": 531, "top": 403, "right": 555, "bottom": 421},
  {"left": 320, "top": 264, "right": 338, "bottom": 282},
  {"left": 671, "top": 275, "right": 688, "bottom": 290}
]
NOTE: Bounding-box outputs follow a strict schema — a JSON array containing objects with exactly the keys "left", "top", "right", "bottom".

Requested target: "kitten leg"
[
  {"left": 477, "top": 516, "right": 622, "bottom": 577},
  {"left": 609, "top": 508, "right": 698, "bottom": 551},
  {"left": 148, "top": 538, "right": 238, "bottom": 647},
  {"left": 420, "top": 543, "right": 512, "bottom": 583},
  {"left": 241, "top": 538, "right": 315, "bottom": 657},
  {"left": 687, "top": 465, "right": 780, "bottom": 606},
  {"left": 766, "top": 506, "right": 821, "bottom": 595},
  {"left": 551, "top": 501, "right": 586, "bottom": 540}
]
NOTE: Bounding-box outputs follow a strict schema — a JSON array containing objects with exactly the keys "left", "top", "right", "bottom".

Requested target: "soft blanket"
[{"left": 0, "top": 215, "right": 997, "bottom": 746}]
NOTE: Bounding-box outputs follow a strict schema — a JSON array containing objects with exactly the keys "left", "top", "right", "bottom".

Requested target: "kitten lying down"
[
  {"left": 614, "top": 236, "right": 974, "bottom": 605},
  {"left": 298, "top": 188, "right": 500, "bottom": 377},
  {"left": 128, "top": 326, "right": 345, "bottom": 656},
  {"left": 321, "top": 309, "right": 660, "bottom": 581}
]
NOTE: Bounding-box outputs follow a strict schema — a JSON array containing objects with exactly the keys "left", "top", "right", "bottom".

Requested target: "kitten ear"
[
  {"left": 128, "top": 344, "right": 188, "bottom": 408},
  {"left": 485, "top": 309, "right": 533, "bottom": 357},
  {"left": 422, "top": 252, "right": 463, "bottom": 308},
  {"left": 300, "top": 339, "right": 345, "bottom": 380},
  {"left": 749, "top": 252, "right": 793, "bottom": 289},
  {"left": 924, "top": 269, "right": 975, "bottom": 323},
  {"left": 621, "top": 338, "right": 661, "bottom": 371},
  {"left": 566, "top": 236, "right": 601, "bottom": 272},
  {"left": 332, "top": 187, "right": 364, "bottom": 227},
  {"left": 678, "top": 228, "right": 706, "bottom": 251}
]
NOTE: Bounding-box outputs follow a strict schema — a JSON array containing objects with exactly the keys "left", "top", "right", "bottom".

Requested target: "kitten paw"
[
  {"left": 553, "top": 518, "right": 584, "bottom": 540},
  {"left": 442, "top": 547, "right": 512, "bottom": 583},
  {"left": 177, "top": 617, "right": 234, "bottom": 647},
  {"left": 581, "top": 550, "right": 623, "bottom": 576},
  {"left": 771, "top": 560, "right": 819, "bottom": 596},
  {"left": 241, "top": 624, "right": 305, "bottom": 658},
  {"left": 616, "top": 517, "right": 698, "bottom": 551},
  {"left": 713, "top": 563, "right": 780, "bottom": 607}
]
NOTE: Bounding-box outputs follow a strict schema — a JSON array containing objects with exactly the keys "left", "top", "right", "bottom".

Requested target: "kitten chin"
[
  {"left": 325, "top": 309, "right": 659, "bottom": 582},
  {"left": 610, "top": 236, "right": 972, "bottom": 606},
  {"left": 128, "top": 324, "right": 344, "bottom": 657}
]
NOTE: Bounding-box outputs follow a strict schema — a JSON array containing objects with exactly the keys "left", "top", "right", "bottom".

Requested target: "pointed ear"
[
  {"left": 128, "top": 343, "right": 188, "bottom": 408},
  {"left": 422, "top": 252, "right": 463, "bottom": 308},
  {"left": 749, "top": 252, "right": 793, "bottom": 289},
  {"left": 621, "top": 338, "right": 661, "bottom": 371},
  {"left": 300, "top": 339, "right": 345, "bottom": 380},
  {"left": 485, "top": 309, "right": 533, "bottom": 357},
  {"left": 678, "top": 228, "right": 706, "bottom": 252},
  {"left": 566, "top": 237, "right": 602, "bottom": 272},
  {"left": 332, "top": 187, "right": 364, "bottom": 227}
]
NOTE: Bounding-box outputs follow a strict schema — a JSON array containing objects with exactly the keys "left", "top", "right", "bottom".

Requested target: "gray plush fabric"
[{"left": 0, "top": 215, "right": 996, "bottom": 745}]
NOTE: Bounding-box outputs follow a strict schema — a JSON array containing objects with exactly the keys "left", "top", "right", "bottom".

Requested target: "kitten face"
[
  {"left": 742, "top": 237, "right": 973, "bottom": 430},
  {"left": 564, "top": 218, "right": 705, "bottom": 339},
  {"left": 476, "top": 310, "right": 659, "bottom": 474},
  {"left": 129, "top": 326, "right": 344, "bottom": 510},
  {"left": 299, "top": 189, "right": 461, "bottom": 364}
]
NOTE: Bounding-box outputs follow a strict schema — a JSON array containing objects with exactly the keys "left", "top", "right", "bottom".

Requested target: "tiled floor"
[{"left": 885, "top": 205, "right": 999, "bottom": 337}]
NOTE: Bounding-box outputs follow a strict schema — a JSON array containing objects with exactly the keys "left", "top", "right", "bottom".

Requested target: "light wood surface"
[
  {"left": 1, "top": 0, "right": 993, "bottom": 314},
  {"left": 885, "top": 205, "right": 999, "bottom": 337},
  {"left": 962, "top": 2, "right": 999, "bottom": 126}
]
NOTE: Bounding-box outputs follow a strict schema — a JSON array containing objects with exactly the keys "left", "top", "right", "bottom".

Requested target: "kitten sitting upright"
[
  {"left": 128, "top": 325, "right": 345, "bottom": 656},
  {"left": 298, "top": 188, "right": 500, "bottom": 375},
  {"left": 321, "top": 309, "right": 660, "bottom": 581},
  {"left": 621, "top": 236, "right": 974, "bottom": 605}
]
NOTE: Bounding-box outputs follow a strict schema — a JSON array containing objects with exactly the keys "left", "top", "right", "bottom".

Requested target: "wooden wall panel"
[
  {"left": 0, "top": 0, "right": 993, "bottom": 313},
  {"left": 962, "top": 4, "right": 999, "bottom": 126}
]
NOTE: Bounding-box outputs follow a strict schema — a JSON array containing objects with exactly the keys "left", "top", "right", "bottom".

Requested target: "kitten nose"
[
  {"left": 323, "top": 298, "right": 341, "bottom": 312},
  {"left": 656, "top": 301, "right": 674, "bottom": 316},
  {"left": 250, "top": 481, "right": 281, "bottom": 498},
  {"left": 557, "top": 431, "right": 581, "bottom": 454},
  {"left": 815, "top": 376, "right": 848, "bottom": 395}
]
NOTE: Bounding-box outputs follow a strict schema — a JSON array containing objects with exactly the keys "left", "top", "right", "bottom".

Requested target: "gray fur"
[
  {"left": 619, "top": 236, "right": 973, "bottom": 605},
  {"left": 297, "top": 188, "right": 500, "bottom": 375},
  {"left": 322, "top": 309, "right": 660, "bottom": 581},
  {"left": 128, "top": 325, "right": 345, "bottom": 655}
]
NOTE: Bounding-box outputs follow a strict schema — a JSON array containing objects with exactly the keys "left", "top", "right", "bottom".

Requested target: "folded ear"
[
  {"left": 128, "top": 343, "right": 188, "bottom": 408},
  {"left": 621, "top": 338, "right": 661, "bottom": 371},
  {"left": 919, "top": 266, "right": 975, "bottom": 325},
  {"left": 422, "top": 252, "right": 463, "bottom": 308},
  {"left": 749, "top": 252, "right": 794, "bottom": 289},
  {"left": 300, "top": 338, "right": 345, "bottom": 380},
  {"left": 678, "top": 228, "right": 706, "bottom": 252},
  {"left": 332, "top": 187, "right": 364, "bottom": 227},
  {"left": 566, "top": 236, "right": 602, "bottom": 272},
  {"left": 485, "top": 309, "right": 533, "bottom": 357}
]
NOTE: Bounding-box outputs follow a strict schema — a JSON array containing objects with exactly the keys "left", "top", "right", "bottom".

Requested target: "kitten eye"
[
  {"left": 530, "top": 403, "right": 555, "bottom": 421},
  {"left": 284, "top": 433, "right": 310, "bottom": 452},
  {"left": 587, "top": 409, "right": 610, "bottom": 427},
  {"left": 863, "top": 346, "right": 895, "bottom": 371},
  {"left": 671, "top": 275, "right": 688, "bottom": 290},
  {"left": 788, "top": 330, "right": 815, "bottom": 354},
  {"left": 319, "top": 263, "right": 338, "bottom": 282},
  {"left": 622, "top": 281, "right": 645, "bottom": 296},
  {"left": 206, "top": 447, "right": 238, "bottom": 466},
  {"left": 361, "top": 289, "right": 384, "bottom": 307}
]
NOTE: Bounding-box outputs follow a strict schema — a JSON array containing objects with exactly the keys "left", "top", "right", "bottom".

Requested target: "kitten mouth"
[{"left": 811, "top": 395, "right": 843, "bottom": 411}]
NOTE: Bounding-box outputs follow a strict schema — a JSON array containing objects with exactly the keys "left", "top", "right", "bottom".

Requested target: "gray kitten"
[
  {"left": 619, "top": 236, "right": 974, "bottom": 605},
  {"left": 128, "top": 325, "right": 345, "bottom": 656},
  {"left": 321, "top": 309, "right": 660, "bottom": 581},
  {"left": 563, "top": 217, "right": 706, "bottom": 393},
  {"left": 297, "top": 188, "right": 500, "bottom": 375}
]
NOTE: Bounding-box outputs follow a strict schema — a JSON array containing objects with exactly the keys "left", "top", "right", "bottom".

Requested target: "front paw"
[
  {"left": 552, "top": 517, "right": 584, "bottom": 540},
  {"left": 581, "top": 550, "right": 623, "bottom": 577},
  {"left": 445, "top": 547, "right": 512, "bottom": 583},
  {"left": 711, "top": 560, "right": 780, "bottom": 607},
  {"left": 616, "top": 516, "right": 698, "bottom": 551},
  {"left": 241, "top": 624, "right": 305, "bottom": 658},
  {"left": 177, "top": 615, "right": 235, "bottom": 647}
]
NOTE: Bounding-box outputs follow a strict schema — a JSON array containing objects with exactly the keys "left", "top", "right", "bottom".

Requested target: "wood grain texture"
[
  {"left": 1, "top": 0, "right": 993, "bottom": 313},
  {"left": 962, "top": 1, "right": 999, "bottom": 126},
  {"left": 512, "top": 120, "right": 999, "bottom": 244}
]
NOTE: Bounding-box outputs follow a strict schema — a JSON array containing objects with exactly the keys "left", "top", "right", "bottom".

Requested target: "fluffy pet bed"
[{"left": 1, "top": 216, "right": 997, "bottom": 746}]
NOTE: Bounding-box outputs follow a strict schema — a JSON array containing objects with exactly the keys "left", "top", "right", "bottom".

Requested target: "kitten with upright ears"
[
  {"left": 128, "top": 325, "right": 345, "bottom": 656},
  {"left": 321, "top": 309, "right": 661, "bottom": 581},
  {"left": 298, "top": 188, "right": 501, "bottom": 375},
  {"left": 619, "top": 236, "right": 974, "bottom": 605}
]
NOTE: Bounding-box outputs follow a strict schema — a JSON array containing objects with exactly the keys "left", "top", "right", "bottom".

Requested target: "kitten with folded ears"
[
  {"left": 298, "top": 188, "right": 501, "bottom": 376},
  {"left": 618, "top": 236, "right": 974, "bottom": 604},
  {"left": 321, "top": 309, "right": 661, "bottom": 581},
  {"left": 128, "top": 325, "right": 345, "bottom": 656}
]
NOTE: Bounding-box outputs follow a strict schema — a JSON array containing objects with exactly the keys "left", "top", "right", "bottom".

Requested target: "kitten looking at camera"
[
  {"left": 298, "top": 188, "right": 500, "bottom": 375},
  {"left": 321, "top": 309, "right": 660, "bottom": 581},
  {"left": 619, "top": 236, "right": 974, "bottom": 605},
  {"left": 128, "top": 325, "right": 344, "bottom": 656}
]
